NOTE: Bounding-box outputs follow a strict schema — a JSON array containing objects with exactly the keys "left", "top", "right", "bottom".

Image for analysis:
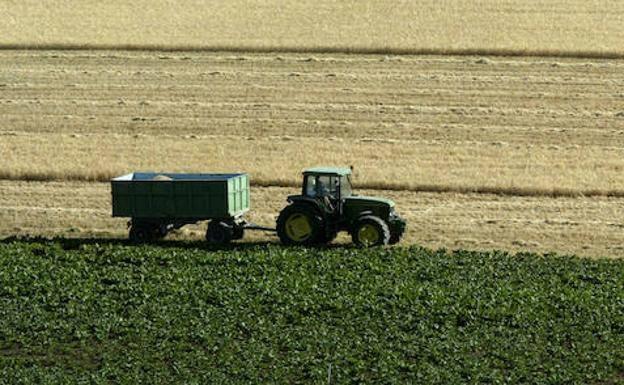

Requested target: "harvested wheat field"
[
  {"left": 1, "top": 49, "right": 624, "bottom": 257},
  {"left": 2, "top": 51, "right": 624, "bottom": 193}
]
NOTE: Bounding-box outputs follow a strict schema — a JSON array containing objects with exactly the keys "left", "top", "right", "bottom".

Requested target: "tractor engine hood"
[
  {"left": 344, "top": 196, "right": 395, "bottom": 208},
  {"left": 342, "top": 196, "right": 396, "bottom": 222}
]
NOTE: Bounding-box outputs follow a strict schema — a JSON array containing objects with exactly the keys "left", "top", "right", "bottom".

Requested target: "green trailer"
[{"left": 111, "top": 172, "right": 261, "bottom": 242}]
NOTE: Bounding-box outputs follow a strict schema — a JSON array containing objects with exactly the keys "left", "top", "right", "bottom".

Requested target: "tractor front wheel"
[
  {"left": 352, "top": 216, "right": 390, "bottom": 247},
  {"left": 276, "top": 204, "right": 323, "bottom": 246},
  {"left": 389, "top": 230, "right": 402, "bottom": 245}
]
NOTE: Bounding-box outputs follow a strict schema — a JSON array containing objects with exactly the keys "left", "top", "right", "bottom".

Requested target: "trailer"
[
  {"left": 111, "top": 172, "right": 271, "bottom": 243},
  {"left": 112, "top": 168, "right": 406, "bottom": 246}
]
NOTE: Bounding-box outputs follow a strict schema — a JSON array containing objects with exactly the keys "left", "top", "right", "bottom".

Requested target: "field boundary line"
[
  {"left": 1, "top": 43, "right": 624, "bottom": 60},
  {"left": 2, "top": 172, "right": 624, "bottom": 199}
]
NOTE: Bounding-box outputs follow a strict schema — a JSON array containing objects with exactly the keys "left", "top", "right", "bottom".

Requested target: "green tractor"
[{"left": 276, "top": 167, "right": 406, "bottom": 247}]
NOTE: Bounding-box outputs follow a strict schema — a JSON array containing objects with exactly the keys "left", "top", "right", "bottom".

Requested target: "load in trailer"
[{"left": 111, "top": 167, "right": 406, "bottom": 246}]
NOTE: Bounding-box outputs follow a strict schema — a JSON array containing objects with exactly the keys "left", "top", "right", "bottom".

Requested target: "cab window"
[
  {"left": 340, "top": 175, "right": 352, "bottom": 197},
  {"left": 305, "top": 175, "right": 317, "bottom": 197},
  {"left": 317, "top": 175, "right": 338, "bottom": 199},
  {"left": 305, "top": 175, "right": 339, "bottom": 199}
]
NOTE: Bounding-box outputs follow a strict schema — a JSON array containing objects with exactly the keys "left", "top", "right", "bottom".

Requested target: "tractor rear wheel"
[
  {"left": 352, "top": 216, "right": 390, "bottom": 247},
  {"left": 277, "top": 204, "right": 323, "bottom": 246}
]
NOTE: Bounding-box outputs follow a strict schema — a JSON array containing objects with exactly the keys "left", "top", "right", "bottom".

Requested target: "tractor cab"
[{"left": 301, "top": 167, "right": 352, "bottom": 213}]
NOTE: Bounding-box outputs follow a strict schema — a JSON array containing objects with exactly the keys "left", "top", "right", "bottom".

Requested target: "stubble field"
[
  {"left": 3, "top": 0, "right": 624, "bottom": 57},
  {"left": 2, "top": 50, "right": 624, "bottom": 257}
]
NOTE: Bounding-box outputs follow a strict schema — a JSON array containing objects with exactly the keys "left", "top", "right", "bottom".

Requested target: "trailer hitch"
[
  {"left": 243, "top": 223, "right": 277, "bottom": 232},
  {"left": 217, "top": 220, "right": 276, "bottom": 233}
]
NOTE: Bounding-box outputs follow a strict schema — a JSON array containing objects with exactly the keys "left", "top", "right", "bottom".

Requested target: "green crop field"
[{"left": 0, "top": 240, "right": 622, "bottom": 384}]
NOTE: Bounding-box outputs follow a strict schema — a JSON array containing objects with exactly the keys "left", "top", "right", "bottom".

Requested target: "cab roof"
[{"left": 303, "top": 167, "right": 352, "bottom": 176}]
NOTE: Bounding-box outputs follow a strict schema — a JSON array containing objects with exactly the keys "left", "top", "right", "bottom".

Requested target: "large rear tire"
[
  {"left": 276, "top": 204, "right": 323, "bottom": 246},
  {"left": 352, "top": 216, "right": 390, "bottom": 247}
]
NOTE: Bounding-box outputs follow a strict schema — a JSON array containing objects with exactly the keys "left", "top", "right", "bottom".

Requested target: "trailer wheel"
[
  {"left": 129, "top": 225, "right": 152, "bottom": 243},
  {"left": 232, "top": 226, "right": 245, "bottom": 240},
  {"left": 156, "top": 224, "right": 170, "bottom": 239},
  {"left": 206, "top": 220, "right": 232, "bottom": 244}
]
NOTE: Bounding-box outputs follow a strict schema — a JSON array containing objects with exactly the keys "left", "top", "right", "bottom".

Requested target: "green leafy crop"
[{"left": 0, "top": 241, "right": 622, "bottom": 384}]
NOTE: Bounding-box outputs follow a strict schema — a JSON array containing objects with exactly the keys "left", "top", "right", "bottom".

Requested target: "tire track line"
[{"left": 2, "top": 44, "right": 624, "bottom": 60}]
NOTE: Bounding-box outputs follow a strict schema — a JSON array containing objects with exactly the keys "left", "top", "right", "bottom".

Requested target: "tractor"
[{"left": 276, "top": 167, "right": 406, "bottom": 246}]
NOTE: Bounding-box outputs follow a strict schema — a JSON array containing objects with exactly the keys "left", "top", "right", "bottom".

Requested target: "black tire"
[
  {"left": 276, "top": 204, "right": 323, "bottom": 246},
  {"left": 351, "top": 216, "right": 390, "bottom": 247},
  {"left": 232, "top": 226, "right": 245, "bottom": 240},
  {"left": 129, "top": 225, "right": 152, "bottom": 243},
  {"left": 206, "top": 220, "right": 232, "bottom": 244},
  {"left": 389, "top": 232, "right": 401, "bottom": 245},
  {"left": 318, "top": 230, "right": 338, "bottom": 245},
  {"left": 154, "top": 224, "right": 169, "bottom": 240}
]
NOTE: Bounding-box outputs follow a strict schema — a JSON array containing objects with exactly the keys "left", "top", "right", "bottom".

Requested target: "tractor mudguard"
[{"left": 286, "top": 196, "right": 326, "bottom": 218}]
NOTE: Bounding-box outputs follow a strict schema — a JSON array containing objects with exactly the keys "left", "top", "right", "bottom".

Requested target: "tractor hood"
[
  {"left": 342, "top": 196, "right": 395, "bottom": 222},
  {"left": 344, "top": 196, "right": 395, "bottom": 208}
]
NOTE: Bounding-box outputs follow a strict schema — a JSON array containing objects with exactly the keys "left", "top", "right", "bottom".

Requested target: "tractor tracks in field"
[{"left": 2, "top": 44, "right": 624, "bottom": 60}]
